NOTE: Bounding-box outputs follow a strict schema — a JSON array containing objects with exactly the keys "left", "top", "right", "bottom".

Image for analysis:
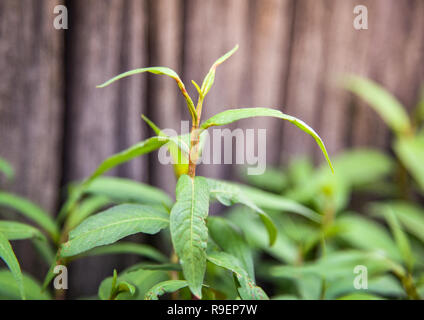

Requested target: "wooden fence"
[{"left": 0, "top": 0, "right": 423, "bottom": 297}]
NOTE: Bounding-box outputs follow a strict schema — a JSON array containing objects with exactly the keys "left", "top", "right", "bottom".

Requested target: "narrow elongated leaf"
[
  {"left": 326, "top": 274, "right": 405, "bottom": 299},
  {"left": 330, "top": 149, "right": 394, "bottom": 188},
  {"left": 85, "top": 176, "right": 173, "bottom": 207},
  {"left": 111, "top": 281, "right": 135, "bottom": 300},
  {"left": 207, "top": 252, "right": 268, "bottom": 300},
  {"left": 337, "top": 214, "right": 401, "bottom": 261},
  {"left": 0, "top": 192, "right": 59, "bottom": 241},
  {"left": 170, "top": 175, "right": 210, "bottom": 298},
  {"left": 344, "top": 75, "right": 411, "bottom": 135},
  {"left": 228, "top": 207, "right": 298, "bottom": 264},
  {"left": 238, "top": 184, "right": 322, "bottom": 223},
  {"left": 79, "top": 242, "right": 168, "bottom": 263},
  {"left": 66, "top": 195, "right": 110, "bottom": 230},
  {"left": 32, "top": 238, "right": 56, "bottom": 266},
  {"left": 108, "top": 270, "right": 136, "bottom": 300},
  {"left": 97, "top": 67, "right": 197, "bottom": 124},
  {"left": 207, "top": 217, "right": 255, "bottom": 280},
  {"left": 0, "top": 157, "right": 14, "bottom": 181},
  {"left": 61, "top": 204, "right": 169, "bottom": 257},
  {"left": 0, "top": 270, "right": 51, "bottom": 300},
  {"left": 270, "top": 250, "right": 398, "bottom": 281},
  {"left": 42, "top": 252, "right": 61, "bottom": 290},
  {"left": 145, "top": 280, "right": 188, "bottom": 300},
  {"left": 206, "top": 178, "right": 277, "bottom": 245},
  {"left": 394, "top": 135, "right": 424, "bottom": 192},
  {"left": 57, "top": 136, "right": 170, "bottom": 222},
  {"left": 0, "top": 232, "right": 24, "bottom": 299},
  {"left": 200, "top": 45, "right": 239, "bottom": 97},
  {"left": 83, "top": 137, "right": 170, "bottom": 185},
  {"left": 125, "top": 263, "right": 181, "bottom": 273},
  {"left": 383, "top": 209, "right": 413, "bottom": 271},
  {"left": 98, "top": 268, "right": 168, "bottom": 300},
  {"left": 241, "top": 167, "right": 287, "bottom": 193},
  {"left": 0, "top": 221, "right": 46, "bottom": 241},
  {"left": 142, "top": 115, "right": 189, "bottom": 177},
  {"left": 371, "top": 202, "right": 424, "bottom": 245},
  {"left": 200, "top": 107, "right": 333, "bottom": 172}
]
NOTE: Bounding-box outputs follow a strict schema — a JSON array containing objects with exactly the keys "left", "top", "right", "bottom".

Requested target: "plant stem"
[
  {"left": 401, "top": 273, "right": 421, "bottom": 300},
  {"left": 170, "top": 251, "right": 180, "bottom": 300},
  {"left": 188, "top": 128, "right": 200, "bottom": 178},
  {"left": 188, "top": 96, "right": 204, "bottom": 178}
]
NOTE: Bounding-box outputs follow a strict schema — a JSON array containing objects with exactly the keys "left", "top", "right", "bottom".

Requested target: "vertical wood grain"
[
  {"left": 0, "top": 0, "right": 63, "bottom": 277},
  {"left": 63, "top": 0, "right": 149, "bottom": 297},
  {"left": 0, "top": 0, "right": 423, "bottom": 297},
  {"left": 184, "top": 0, "right": 250, "bottom": 179},
  {"left": 147, "top": 0, "right": 184, "bottom": 195}
]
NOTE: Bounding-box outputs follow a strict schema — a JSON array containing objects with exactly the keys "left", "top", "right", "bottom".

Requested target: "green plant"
[
  {"left": 0, "top": 157, "right": 55, "bottom": 300},
  {"left": 226, "top": 77, "right": 424, "bottom": 300},
  {"left": 0, "top": 45, "right": 334, "bottom": 300}
]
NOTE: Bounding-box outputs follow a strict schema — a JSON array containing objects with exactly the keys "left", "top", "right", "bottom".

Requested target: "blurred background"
[{"left": 0, "top": 0, "right": 423, "bottom": 297}]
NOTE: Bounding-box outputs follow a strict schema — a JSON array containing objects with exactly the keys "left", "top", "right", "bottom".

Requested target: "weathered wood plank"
[
  {"left": 183, "top": 0, "right": 250, "bottom": 179},
  {"left": 147, "top": 0, "right": 184, "bottom": 195},
  {"left": 63, "top": 0, "right": 149, "bottom": 297},
  {"left": 0, "top": 0, "right": 63, "bottom": 277}
]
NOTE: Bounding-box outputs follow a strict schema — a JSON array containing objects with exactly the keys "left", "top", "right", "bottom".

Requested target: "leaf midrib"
[{"left": 189, "top": 178, "right": 196, "bottom": 280}]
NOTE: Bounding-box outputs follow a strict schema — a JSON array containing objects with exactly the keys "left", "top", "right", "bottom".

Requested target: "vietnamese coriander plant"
[{"left": 0, "top": 45, "right": 333, "bottom": 300}]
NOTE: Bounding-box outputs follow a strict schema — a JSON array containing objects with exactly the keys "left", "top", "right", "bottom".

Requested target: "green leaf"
[
  {"left": 238, "top": 184, "right": 322, "bottom": 223},
  {"left": 381, "top": 208, "right": 414, "bottom": 271},
  {"left": 81, "top": 137, "right": 170, "bottom": 185},
  {"left": 207, "top": 217, "right": 255, "bottom": 280},
  {"left": 326, "top": 274, "right": 405, "bottom": 299},
  {"left": 170, "top": 175, "right": 210, "bottom": 298},
  {"left": 330, "top": 149, "right": 394, "bottom": 188},
  {"left": 112, "top": 281, "right": 135, "bottom": 299},
  {"left": 79, "top": 242, "right": 168, "bottom": 263},
  {"left": 57, "top": 136, "right": 170, "bottom": 222},
  {"left": 394, "top": 135, "right": 424, "bottom": 192},
  {"left": 288, "top": 157, "right": 315, "bottom": 187},
  {"left": 207, "top": 252, "right": 268, "bottom": 300},
  {"left": 228, "top": 207, "right": 298, "bottom": 264},
  {"left": 61, "top": 204, "right": 169, "bottom": 257},
  {"left": 145, "top": 280, "right": 188, "bottom": 300},
  {"left": 337, "top": 214, "right": 401, "bottom": 262},
  {"left": 270, "top": 250, "right": 396, "bottom": 281},
  {"left": 0, "top": 232, "right": 24, "bottom": 299},
  {"left": 85, "top": 176, "right": 173, "bottom": 207},
  {"left": 200, "top": 45, "right": 239, "bottom": 97},
  {"left": 108, "top": 270, "right": 136, "bottom": 300},
  {"left": 206, "top": 178, "right": 277, "bottom": 245},
  {"left": 0, "top": 157, "right": 14, "bottom": 181},
  {"left": 0, "top": 221, "right": 46, "bottom": 241},
  {"left": 125, "top": 263, "right": 181, "bottom": 273},
  {"left": 200, "top": 107, "right": 333, "bottom": 172},
  {"left": 344, "top": 75, "right": 411, "bottom": 135},
  {"left": 97, "top": 67, "right": 197, "bottom": 125},
  {"left": 370, "top": 201, "right": 424, "bottom": 245},
  {"left": 0, "top": 270, "right": 51, "bottom": 300},
  {"left": 142, "top": 115, "right": 189, "bottom": 177},
  {"left": 66, "top": 195, "right": 110, "bottom": 230},
  {"left": 0, "top": 192, "right": 59, "bottom": 242},
  {"left": 98, "top": 268, "right": 168, "bottom": 300},
  {"left": 41, "top": 252, "right": 62, "bottom": 290},
  {"left": 241, "top": 167, "right": 287, "bottom": 193},
  {"left": 32, "top": 238, "right": 56, "bottom": 266}
]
